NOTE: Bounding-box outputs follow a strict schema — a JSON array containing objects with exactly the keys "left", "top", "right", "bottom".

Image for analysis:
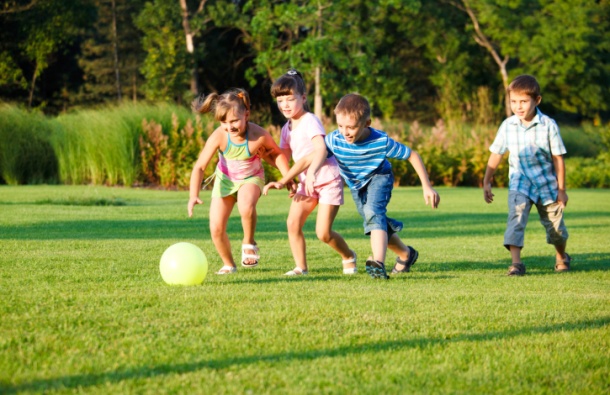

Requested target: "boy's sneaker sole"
[{"left": 365, "top": 259, "right": 390, "bottom": 280}]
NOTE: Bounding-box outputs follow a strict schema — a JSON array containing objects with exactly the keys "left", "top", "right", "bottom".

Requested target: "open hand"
[
  {"left": 557, "top": 190, "right": 568, "bottom": 208},
  {"left": 483, "top": 184, "right": 494, "bottom": 204},
  {"left": 263, "top": 181, "right": 284, "bottom": 196},
  {"left": 187, "top": 197, "right": 203, "bottom": 217},
  {"left": 423, "top": 186, "right": 440, "bottom": 209}
]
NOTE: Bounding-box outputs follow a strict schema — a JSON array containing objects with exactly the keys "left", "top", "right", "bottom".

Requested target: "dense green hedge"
[{"left": 0, "top": 103, "right": 608, "bottom": 188}]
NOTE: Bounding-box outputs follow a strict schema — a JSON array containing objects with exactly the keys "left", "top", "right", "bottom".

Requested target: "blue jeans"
[{"left": 350, "top": 173, "right": 403, "bottom": 236}]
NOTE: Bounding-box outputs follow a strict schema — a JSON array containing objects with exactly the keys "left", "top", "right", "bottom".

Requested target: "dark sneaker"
[
  {"left": 392, "top": 246, "right": 419, "bottom": 273},
  {"left": 507, "top": 263, "right": 526, "bottom": 276},
  {"left": 555, "top": 253, "right": 571, "bottom": 272},
  {"left": 365, "top": 258, "right": 390, "bottom": 280}
]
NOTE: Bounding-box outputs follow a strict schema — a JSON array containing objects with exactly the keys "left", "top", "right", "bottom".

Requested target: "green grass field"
[{"left": 1, "top": 186, "right": 608, "bottom": 394}]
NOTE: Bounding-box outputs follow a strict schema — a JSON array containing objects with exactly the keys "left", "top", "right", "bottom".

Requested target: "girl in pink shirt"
[{"left": 264, "top": 69, "right": 356, "bottom": 276}]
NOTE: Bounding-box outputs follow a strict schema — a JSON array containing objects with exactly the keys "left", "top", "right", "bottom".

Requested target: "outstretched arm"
[
  {"left": 408, "top": 151, "right": 440, "bottom": 209},
  {"left": 262, "top": 152, "right": 315, "bottom": 195},
  {"left": 188, "top": 131, "right": 221, "bottom": 217},
  {"left": 483, "top": 153, "right": 503, "bottom": 204}
]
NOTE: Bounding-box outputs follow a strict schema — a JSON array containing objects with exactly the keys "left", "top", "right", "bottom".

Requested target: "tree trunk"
[
  {"left": 313, "top": 2, "right": 324, "bottom": 120},
  {"left": 111, "top": 0, "right": 122, "bottom": 101},
  {"left": 179, "top": 0, "right": 199, "bottom": 95},
  {"left": 461, "top": 0, "right": 511, "bottom": 117},
  {"left": 314, "top": 66, "right": 322, "bottom": 120},
  {"left": 28, "top": 62, "right": 38, "bottom": 109}
]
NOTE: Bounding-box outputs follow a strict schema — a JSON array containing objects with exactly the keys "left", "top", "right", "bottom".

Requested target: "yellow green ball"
[{"left": 160, "top": 242, "right": 208, "bottom": 285}]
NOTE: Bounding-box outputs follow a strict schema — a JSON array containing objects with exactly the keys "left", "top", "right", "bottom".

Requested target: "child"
[
  {"left": 483, "top": 74, "right": 570, "bottom": 276},
  {"left": 188, "top": 88, "right": 292, "bottom": 274},
  {"left": 263, "top": 69, "right": 356, "bottom": 276},
  {"left": 268, "top": 93, "right": 440, "bottom": 280}
]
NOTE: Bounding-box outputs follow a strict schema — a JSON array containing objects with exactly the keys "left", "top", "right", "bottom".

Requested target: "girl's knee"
[
  {"left": 316, "top": 229, "right": 332, "bottom": 244},
  {"left": 209, "top": 223, "right": 226, "bottom": 239}
]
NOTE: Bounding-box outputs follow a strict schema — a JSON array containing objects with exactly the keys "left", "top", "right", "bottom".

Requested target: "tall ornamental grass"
[
  {"left": 53, "top": 103, "right": 196, "bottom": 185},
  {"left": 0, "top": 104, "right": 59, "bottom": 185}
]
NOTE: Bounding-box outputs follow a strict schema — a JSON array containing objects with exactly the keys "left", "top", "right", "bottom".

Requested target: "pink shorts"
[{"left": 295, "top": 177, "right": 344, "bottom": 205}]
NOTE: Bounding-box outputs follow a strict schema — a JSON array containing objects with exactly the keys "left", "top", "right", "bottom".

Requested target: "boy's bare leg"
[
  {"left": 370, "top": 229, "right": 388, "bottom": 263},
  {"left": 388, "top": 233, "right": 411, "bottom": 270},
  {"left": 237, "top": 183, "right": 261, "bottom": 265},
  {"left": 209, "top": 196, "right": 237, "bottom": 267},
  {"left": 555, "top": 242, "right": 567, "bottom": 260},
  {"left": 287, "top": 195, "right": 317, "bottom": 271},
  {"left": 509, "top": 245, "right": 522, "bottom": 263},
  {"left": 316, "top": 204, "right": 355, "bottom": 269}
]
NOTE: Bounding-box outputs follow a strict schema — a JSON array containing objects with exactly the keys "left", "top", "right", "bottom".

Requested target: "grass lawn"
[{"left": 1, "top": 185, "right": 608, "bottom": 394}]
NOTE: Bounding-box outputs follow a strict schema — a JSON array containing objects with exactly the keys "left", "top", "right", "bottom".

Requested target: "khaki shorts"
[{"left": 504, "top": 191, "right": 568, "bottom": 248}]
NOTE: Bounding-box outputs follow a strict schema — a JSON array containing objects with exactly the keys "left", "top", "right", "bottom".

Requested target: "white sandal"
[
  {"left": 216, "top": 265, "right": 237, "bottom": 275},
  {"left": 285, "top": 267, "right": 308, "bottom": 276},
  {"left": 342, "top": 250, "right": 357, "bottom": 274},
  {"left": 241, "top": 244, "right": 260, "bottom": 268}
]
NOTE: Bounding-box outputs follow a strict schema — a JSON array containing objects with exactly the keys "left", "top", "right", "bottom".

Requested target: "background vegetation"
[
  {"left": 1, "top": 102, "right": 609, "bottom": 188},
  {"left": 1, "top": 186, "right": 608, "bottom": 394},
  {"left": 1, "top": 0, "right": 609, "bottom": 188}
]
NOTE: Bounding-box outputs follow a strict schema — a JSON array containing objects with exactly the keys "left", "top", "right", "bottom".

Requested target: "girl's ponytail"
[
  {"left": 192, "top": 88, "right": 250, "bottom": 121},
  {"left": 191, "top": 93, "right": 218, "bottom": 114}
]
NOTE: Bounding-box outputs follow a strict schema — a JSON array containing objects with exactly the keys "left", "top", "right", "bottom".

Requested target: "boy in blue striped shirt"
[
  {"left": 265, "top": 93, "right": 440, "bottom": 279},
  {"left": 483, "top": 75, "right": 570, "bottom": 276}
]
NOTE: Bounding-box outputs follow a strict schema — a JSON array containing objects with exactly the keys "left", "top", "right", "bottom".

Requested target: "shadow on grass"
[
  {"left": 2, "top": 209, "right": 608, "bottom": 241},
  {"left": 4, "top": 317, "right": 609, "bottom": 394},
  {"left": 0, "top": 212, "right": 505, "bottom": 240}
]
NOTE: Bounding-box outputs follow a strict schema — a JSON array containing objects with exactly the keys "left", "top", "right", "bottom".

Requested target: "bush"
[
  {"left": 1, "top": 102, "right": 607, "bottom": 189},
  {"left": 383, "top": 119, "right": 509, "bottom": 187},
  {"left": 0, "top": 104, "right": 58, "bottom": 184},
  {"left": 566, "top": 155, "right": 610, "bottom": 188},
  {"left": 139, "top": 113, "right": 211, "bottom": 189}
]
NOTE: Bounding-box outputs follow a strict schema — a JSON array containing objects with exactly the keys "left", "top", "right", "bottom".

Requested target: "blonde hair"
[
  {"left": 191, "top": 88, "right": 250, "bottom": 121},
  {"left": 508, "top": 75, "right": 541, "bottom": 99},
  {"left": 270, "top": 69, "right": 311, "bottom": 112},
  {"left": 334, "top": 93, "right": 370, "bottom": 125}
]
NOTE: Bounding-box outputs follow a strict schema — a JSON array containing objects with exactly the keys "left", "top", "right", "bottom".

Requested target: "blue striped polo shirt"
[
  {"left": 489, "top": 109, "right": 567, "bottom": 205},
  {"left": 325, "top": 127, "right": 411, "bottom": 190}
]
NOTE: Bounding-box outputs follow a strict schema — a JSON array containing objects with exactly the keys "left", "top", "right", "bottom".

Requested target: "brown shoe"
[
  {"left": 555, "top": 253, "right": 571, "bottom": 272},
  {"left": 507, "top": 263, "right": 526, "bottom": 276}
]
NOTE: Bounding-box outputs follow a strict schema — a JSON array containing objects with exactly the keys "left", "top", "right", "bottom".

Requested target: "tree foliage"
[{"left": 0, "top": 0, "right": 608, "bottom": 121}]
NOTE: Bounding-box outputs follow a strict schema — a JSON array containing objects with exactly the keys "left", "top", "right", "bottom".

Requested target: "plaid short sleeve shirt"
[{"left": 489, "top": 109, "right": 567, "bottom": 205}]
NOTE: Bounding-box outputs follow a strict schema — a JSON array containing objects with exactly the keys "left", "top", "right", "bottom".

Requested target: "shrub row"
[{"left": 0, "top": 103, "right": 608, "bottom": 188}]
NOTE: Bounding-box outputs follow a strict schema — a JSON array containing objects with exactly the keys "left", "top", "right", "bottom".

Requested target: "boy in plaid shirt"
[{"left": 483, "top": 75, "right": 571, "bottom": 276}]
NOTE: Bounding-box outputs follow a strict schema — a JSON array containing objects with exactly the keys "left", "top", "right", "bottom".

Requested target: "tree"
[
  {"left": 515, "top": 0, "right": 610, "bottom": 118},
  {"left": 207, "top": 0, "right": 421, "bottom": 120},
  {"left": 408, "top": 1, "right": 498, "bottom": 125},
  {"left": 135, "top": 0, "right": 189, "bottom": 102},
  {"left": 0, "top": 0, "right": 92, "bottom": 109},
  {"left": 78, "top": 0, "right": 147, "bottom": 105},
  {"left": 178, "top": 0, "right": 212, "bottom": 96},
  {"left": 452, "top": 0, "right": 610, "bottom": 119}
]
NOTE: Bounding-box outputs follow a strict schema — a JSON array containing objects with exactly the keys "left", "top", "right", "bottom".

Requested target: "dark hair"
[
  {"left": 191, "top": 88, "right": 250, "bottom": 121},
  {"left": 507, "top": 75, "right": 541, "bottom": 99},
  {"left": 334, "top": 93, "right": 371, "bottom": 125},
  {"left": 270, "top": 69, "right": 311, "bottom": 112}
]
